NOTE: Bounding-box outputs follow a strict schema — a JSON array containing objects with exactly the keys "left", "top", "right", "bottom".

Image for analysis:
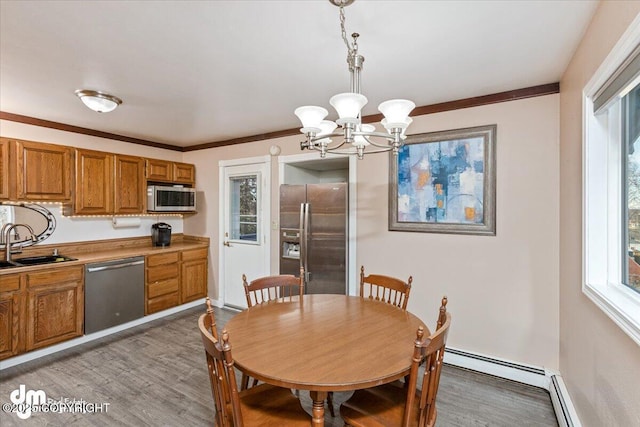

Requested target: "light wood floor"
[{"left": 0, "top": 305, "right": 558, "bottom": 426}]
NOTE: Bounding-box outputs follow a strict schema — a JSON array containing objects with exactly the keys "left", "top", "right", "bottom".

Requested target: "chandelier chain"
[{"left": 338, "top": 2, "right": 355, "bottom": 56}]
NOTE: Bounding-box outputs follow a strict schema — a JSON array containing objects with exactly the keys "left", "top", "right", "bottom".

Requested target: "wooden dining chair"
[
  {"left": 360, "top": 265, "right": 412, "bottom": 310},
  {"left": 198, "top": 312, "right": 312, "bottom": 426},
  {"left": 340, "top": 297, "right": 451, "bottom": 427},
  {"left": 202, "top": 297, "right": 219, "bottom": 339},
  {"left": 242, "top": 266, "right": 304, "bottom": 307}
]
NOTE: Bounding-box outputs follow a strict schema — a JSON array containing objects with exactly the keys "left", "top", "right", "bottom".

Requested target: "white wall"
[
  {"left": 42, "top": 206, "right": 183, "bottom": 245},
  {"left": 559, "top": 2, "right": 640, "bottom": 425},
  {"left": 1, "top": 120, "right": 185, "bottom": 244},
  {"left": 356, "top": 95, "right": 560, "bottom": 370},
  {"left": 184, "top": 93, "right": 561, "bottom": 370}
]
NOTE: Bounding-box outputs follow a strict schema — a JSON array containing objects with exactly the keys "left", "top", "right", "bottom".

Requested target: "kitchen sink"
[
  {"left": 0, "top": 255, "right": 77, "bottom": 269},
  {"left": 13, "top": 255, "right": 77, "bottom": 265},
  {"left": 0, "top": 260, "right": 21, "bottom": 269}
]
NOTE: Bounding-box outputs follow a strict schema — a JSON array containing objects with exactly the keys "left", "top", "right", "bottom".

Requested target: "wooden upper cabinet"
[
  {"left": 146, "top": 158, "right": 196, "bottom": 186},
  {"left": 0, "top": 139, "right": 9, "bottom": 200},
  {"left": 146, "top": 159, "right": 173, "bottom": 182},
  {"left": 72, "top": 150, "right": 146, "bottom": 215},
  {"left": 115, "top": 154, "right": 145, "bottom": 214},
  {"left": 14, "top": 139, "right": 72, "bottom": 201},
  {"left": 74, "top": 149, "right": 114, "bottom": 215},
  {"left": 173, "top": 162, "right": 195, "bottom": 185}
]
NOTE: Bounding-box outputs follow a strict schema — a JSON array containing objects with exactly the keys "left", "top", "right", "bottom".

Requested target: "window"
[
  {"left": 583, "top": 21, "right": 640, "bottom": 346},
  {"left": 623, "top": 84, "right": 640, "bottom": 293},
  {"left": 229, "top": 175, "right": 258, "bottom": 242}
]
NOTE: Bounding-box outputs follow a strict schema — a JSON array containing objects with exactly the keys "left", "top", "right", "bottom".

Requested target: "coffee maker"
[{"left": 151, "top": 222, "right": 172, "bottom": 247}]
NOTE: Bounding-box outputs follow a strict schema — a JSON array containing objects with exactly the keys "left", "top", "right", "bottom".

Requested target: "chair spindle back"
[
  {"left": 243, "top": 267, "right": 304, "bottom": 307},
  {"left": 359, "top": 266, "right": 412, "bottom": 310}
]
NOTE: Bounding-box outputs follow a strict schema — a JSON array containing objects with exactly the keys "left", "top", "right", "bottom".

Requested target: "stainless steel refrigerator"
[{"left": 279, "top": 183, "right": 347, "bottom": 294}]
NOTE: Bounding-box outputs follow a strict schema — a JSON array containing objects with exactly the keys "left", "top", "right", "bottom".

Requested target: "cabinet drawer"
[
  {"left": 147, "top": 292, "right": 179, "bottom": 314},
  {"left": 181, "top": 247, "right": 208, "bottom": 262},
  {"left": 147, "top": 252, "right": 179, "bottom": 267},
  {"left": 26, "top": 266, "right": 83, "bottom": 289},
  {"left": 148, "top": 278, "right": 179, "bottom": 299},
  {"left": 1, "top": 274, "right": 21, "bottom": 293},
  {"left": 147, "top": 264, "right": 179, "bottom": 283}
]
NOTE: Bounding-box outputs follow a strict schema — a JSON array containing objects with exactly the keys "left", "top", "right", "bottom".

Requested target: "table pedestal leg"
[{"left": 309, "top": 391, "right": 327, "bottom": 426}]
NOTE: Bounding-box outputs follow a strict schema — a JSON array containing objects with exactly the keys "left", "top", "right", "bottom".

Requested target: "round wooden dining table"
[{"left": 224, "top": 294, "right": 427, "bottom": 426}]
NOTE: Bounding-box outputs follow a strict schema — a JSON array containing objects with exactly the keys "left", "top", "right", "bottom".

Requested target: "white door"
[{"left": 220, "top": 159, "right": 270, "bottom": 309}]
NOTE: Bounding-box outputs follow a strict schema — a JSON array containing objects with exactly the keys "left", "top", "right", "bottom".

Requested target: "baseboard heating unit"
[{"left": 444, "top": 347, "right": 581, "bottom": 427}]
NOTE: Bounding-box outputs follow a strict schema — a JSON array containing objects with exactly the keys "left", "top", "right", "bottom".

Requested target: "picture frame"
[{"left": 389, "top": 124, "right": 496, "bottom": 235}]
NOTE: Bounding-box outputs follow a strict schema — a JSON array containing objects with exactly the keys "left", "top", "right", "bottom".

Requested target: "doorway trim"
[
  {"left": 218, "top": 155, "right": 271, "bottom": 307},
  {"left": 278, "top": 152, "right": 358, "bottom": 295}
]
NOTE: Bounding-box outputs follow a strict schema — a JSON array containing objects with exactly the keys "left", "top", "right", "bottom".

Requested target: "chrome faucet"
[{"left": 3, "top": 223, "right": 37, "bottom": 262}]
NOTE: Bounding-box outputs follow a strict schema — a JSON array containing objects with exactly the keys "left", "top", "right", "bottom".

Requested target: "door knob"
[{"left": 223, "top": 241, "right": 231, "bottom": 247}]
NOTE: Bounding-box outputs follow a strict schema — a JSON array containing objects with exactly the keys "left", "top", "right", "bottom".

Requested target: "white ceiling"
[{"left": 0, "top": 0, "right": 598, "bottom": 148}]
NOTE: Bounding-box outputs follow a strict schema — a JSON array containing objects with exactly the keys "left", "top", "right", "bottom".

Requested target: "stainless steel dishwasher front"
[{"left": 85, "top": 256, "right": 145, "bottom": 334}]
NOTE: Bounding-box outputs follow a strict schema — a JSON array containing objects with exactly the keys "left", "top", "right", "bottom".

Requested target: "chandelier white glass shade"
[
  {"left": 295, "top": 0, "right": 415, "bottom": 159},
  {"left": 75, "top": 90, "right": 122, "bottom": 113}
]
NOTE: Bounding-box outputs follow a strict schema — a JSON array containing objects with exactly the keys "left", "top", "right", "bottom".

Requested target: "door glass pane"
[
  {"left": 624, "top": 83, "right": 640, "bottom": 293},
  {"left": 230, "top": 175, "right": 258, "bottom": 242}
]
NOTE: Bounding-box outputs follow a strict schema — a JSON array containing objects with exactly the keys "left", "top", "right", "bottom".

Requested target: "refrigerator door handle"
[
  {"left": 299, "top": 203, "right": 306, "bottom": 275},
  {"left": 302, "top": 202, "right": 310, "bottom": 283}
]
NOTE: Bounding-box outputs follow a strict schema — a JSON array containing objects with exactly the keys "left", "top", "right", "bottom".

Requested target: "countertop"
[{"left": 0, "top": 236, "right": 209, "bottom": 276}]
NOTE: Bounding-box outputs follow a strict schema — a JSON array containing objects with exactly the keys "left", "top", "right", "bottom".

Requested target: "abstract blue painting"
[{"left": 389, "top": 125, "right": 496, "bottom": 235}]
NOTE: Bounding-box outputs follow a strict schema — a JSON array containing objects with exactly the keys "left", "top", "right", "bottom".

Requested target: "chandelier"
[{"left": 295, "top": 0, "right": 415, "bottom": 159}]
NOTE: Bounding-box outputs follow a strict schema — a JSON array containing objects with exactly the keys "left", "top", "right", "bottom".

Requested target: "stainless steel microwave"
[{"left": 147, "top": 185, "right": 196, "bottom": 212}]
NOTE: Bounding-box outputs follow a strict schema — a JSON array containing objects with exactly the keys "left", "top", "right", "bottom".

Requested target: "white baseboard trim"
[
  {"left": 209, "top": 297, "right": 244, "bottom": 312},
  {"left": 548, "top": 373, "right": 582, "bottom": 427},
  {"left": 444, "top": 347, "right": 549, "bottom": 388},
  {"left": 0, "top": 298, "right": 206, "bottom": 371},
  {"left": 444, "top": 347, "right": 581, "bottom": 427}
]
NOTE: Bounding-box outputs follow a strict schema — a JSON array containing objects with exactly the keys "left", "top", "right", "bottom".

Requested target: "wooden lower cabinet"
[
  {"left": 1, "top": 245, "right": 208, "bottom": 360},
  {"left": 25, "top": 266, "right": 84, "bottom": 351},
  {"left": 180, "top": 248, "right": 208, "bottom": 303},
  {"left": 0, "top": 274, "right": 23, "bottom": 360},
  {"left": 146, "top": 247, "right": 208, "bottom": 314},
  {"left": 146, "top": 252, "right": 180, "bottom": 314},
  {"left": 1, "top": 266, "right": 83, "bottom": 359}
]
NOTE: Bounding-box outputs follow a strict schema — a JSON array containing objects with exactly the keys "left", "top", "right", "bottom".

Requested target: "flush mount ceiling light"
[
  {"left": 295, "top": 0, "right": 415, "bottom": 159},
  {"left": 75, "top": 89, "right": 122, "bottom": 113}
]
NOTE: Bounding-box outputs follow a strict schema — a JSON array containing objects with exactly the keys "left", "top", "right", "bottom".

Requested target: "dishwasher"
[{"left": 85, "top": 256, "right": 145, "bottom": 334}]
